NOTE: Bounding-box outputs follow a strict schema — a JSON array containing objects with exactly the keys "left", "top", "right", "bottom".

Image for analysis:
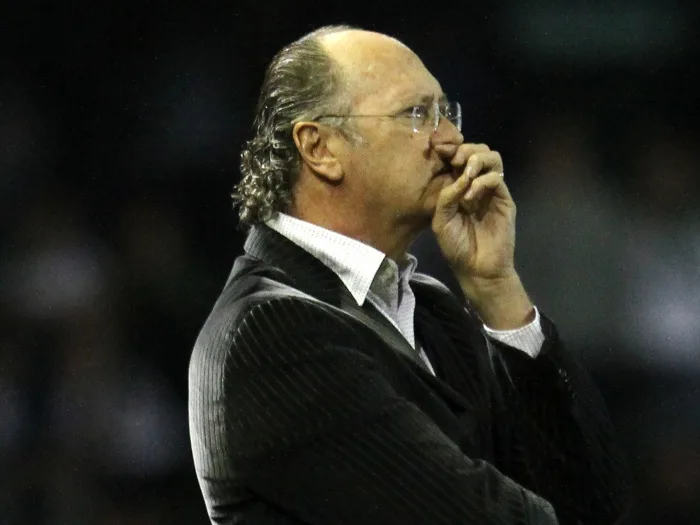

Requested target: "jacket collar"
[
  {"left": 243, "top": 223, "right": 359, "bottom": 307},
  {"left": 241, "top": 224, "right": 475, "bottom": 415},
  {"left": 243, "top": 224, "right": 422, "bottom": 365},
  {"left": 265, "top": 212, "right": 386, "bottom": 306}
]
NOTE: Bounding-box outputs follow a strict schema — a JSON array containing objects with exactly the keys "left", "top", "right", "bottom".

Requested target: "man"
[{"left": 189, "top": 25, "right": 631, "bottom": 525}]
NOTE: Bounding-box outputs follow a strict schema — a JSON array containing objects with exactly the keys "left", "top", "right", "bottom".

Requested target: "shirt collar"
[{"left": 265, "top": 213, "right": 417, "bottom": 305}]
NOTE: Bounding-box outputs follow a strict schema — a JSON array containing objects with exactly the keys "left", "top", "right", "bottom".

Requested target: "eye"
[
  {"left": 397, "top": 105, "right": 417, "bottom": 116},
  {"left": 411, "top": 104, "right": 430, "bottom": 121}
]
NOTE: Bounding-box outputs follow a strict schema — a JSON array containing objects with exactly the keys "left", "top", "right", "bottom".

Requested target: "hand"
[
  {"left": 431, "top": 143, "right": 534, "bottom": 329},
  {"left": 431, "top": 143, "right": 515, "bottom": 281}
]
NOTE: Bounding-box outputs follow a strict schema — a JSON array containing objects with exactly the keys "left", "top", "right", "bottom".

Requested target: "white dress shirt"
[{"left": 266, "top": 213, "right": 545, "bottom": 375}]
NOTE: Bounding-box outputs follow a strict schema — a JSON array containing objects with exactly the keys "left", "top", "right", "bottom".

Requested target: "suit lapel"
[
  {"left": 412, "top": 285, "right": 499, "bottom": 459},
  {"left": 243, "top": 225, "right": 473, "bottom": 413},
  {"left": 412, "top": 280, "right": 496, "bottom": 416},
  {"left": 345, "top": 295, "right": 474, "bottom": 413},
  {"left": 337, "top": 291, "right": 429, "bottom": 370}
]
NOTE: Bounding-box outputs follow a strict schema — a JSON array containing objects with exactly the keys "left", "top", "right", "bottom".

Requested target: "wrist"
[{"left": 458, "top": 272, "right": 535, "bottom": 330}]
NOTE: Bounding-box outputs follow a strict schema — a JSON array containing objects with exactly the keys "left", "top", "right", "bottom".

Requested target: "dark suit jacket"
[{"left": 189, "top": 225, "right": 631, "bottom": 525}]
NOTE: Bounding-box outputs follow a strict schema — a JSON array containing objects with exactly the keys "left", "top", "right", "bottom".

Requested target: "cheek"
[
  {"left": 351, "top": 132, "right": 432, "bottom": 191},
  {"left": 387, "top": 136, "right": 431, "bottom": 176}
]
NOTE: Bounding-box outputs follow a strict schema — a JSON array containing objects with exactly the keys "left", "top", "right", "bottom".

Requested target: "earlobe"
[{"left": 293, "top": 122, "right": 344, "bottom": 183}]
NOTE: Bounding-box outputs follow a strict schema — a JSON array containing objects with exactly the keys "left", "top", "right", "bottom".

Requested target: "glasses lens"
[
  {"left": 440, "top": 101, "right": 461, "bottom": 131},
  {"left": 413, "top": 101, "right": 462, "bottom": 132},
  {"left": 412, "top": 105, "right": 430, "bottom": 132}
]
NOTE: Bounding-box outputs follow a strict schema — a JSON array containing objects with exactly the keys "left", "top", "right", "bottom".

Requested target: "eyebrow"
[{"left": 409, "top": 93, "right": 449, "bottom": 106}]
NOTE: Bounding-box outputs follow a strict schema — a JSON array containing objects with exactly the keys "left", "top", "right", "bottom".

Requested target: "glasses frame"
[{"left": 316, "top": 100, "right": 462, "bottom": 133}]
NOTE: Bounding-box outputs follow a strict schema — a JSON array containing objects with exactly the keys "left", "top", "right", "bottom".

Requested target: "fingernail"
[
  {"left": 465, "top": 189, "right": 474, "bottom": 199},
  {"left": 466, "top": 166, "right": 473, "bottom": 178}
]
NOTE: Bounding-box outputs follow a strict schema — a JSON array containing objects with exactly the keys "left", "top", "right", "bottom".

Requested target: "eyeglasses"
[{"left": 317, "top": 100, "right": 462, "bottom": 133}]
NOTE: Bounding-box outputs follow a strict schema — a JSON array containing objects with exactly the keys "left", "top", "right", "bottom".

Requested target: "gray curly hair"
[{"left": 232, "top": 25, "right": 359, "bottom": 227}]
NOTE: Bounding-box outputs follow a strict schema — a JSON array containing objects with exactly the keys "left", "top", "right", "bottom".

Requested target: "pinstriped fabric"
[
  {"left": 495, "top": 338, "right": 631, "bottom": 525},
  {"left": 188, "top": 225, "right": 630, "bottom": 525},
  {"left": 411, "top": 276, "right": 632, "bottom": 525},
  {"left": 268, "top": 212, "right": 545, "bottom": 361},
  {"left": 483, "top": 307, "right": 545, "bottom": 358},
  {"left": 196, "top": 296, "right": 536, "bottom": 525},
  {"left": 267, "top": 212, "right": 433, "bottom": 372}
]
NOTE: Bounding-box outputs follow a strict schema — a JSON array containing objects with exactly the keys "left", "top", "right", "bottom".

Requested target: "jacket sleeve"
[
  {"left": 190, "top": 297, "right": 559, "bottom": 525},
  {"left": 486, "top": 312, "right": 633, "bottom": 525}
]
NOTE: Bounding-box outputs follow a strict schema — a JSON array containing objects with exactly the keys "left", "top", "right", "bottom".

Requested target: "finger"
[
  {"left": 447, "top": 143, "right": 490, "bottom": 171},
  {"left": 462, "top": 171, "right": 511, "bottom": 203},
  {"left": 441, "top": 158, "right": 504, "bottom": 210},
  {"left": 437, "top": 169, "right": 475, "bottom": 210},
  {"left": 460, "top": 172, "right": 511, "bottom": 219},
  {"left": 433, "top": 142, "right": 489, "bottom": 165},
  {"left": 464, "top": 150, "right": 503, "bottom": 179}
]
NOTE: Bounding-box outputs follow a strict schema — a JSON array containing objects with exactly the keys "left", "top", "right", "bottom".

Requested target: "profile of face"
[{"left": 302, "top": 31, "right": 465, "bottom": 231}]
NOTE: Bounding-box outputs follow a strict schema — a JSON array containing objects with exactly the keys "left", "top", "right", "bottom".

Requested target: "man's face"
[{"left": 327, "top": 32, "right": 464, "bottom": 227}]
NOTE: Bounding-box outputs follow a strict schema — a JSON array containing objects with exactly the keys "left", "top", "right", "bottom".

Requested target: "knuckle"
[{"left": 463, "top": 143, "right": 480, "bottom": 155}]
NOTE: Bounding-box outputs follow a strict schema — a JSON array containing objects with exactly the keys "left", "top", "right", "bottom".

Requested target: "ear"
[{"left": 292, "top": 121, "right": 344, "bottom": 183}]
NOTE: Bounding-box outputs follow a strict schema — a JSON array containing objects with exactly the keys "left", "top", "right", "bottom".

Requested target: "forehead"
[{"left": 323, "top": 31, "right": 442, "bottom": 109}]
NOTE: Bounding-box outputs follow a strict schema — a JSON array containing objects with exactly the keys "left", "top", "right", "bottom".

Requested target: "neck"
[
  {"left": 288, "top": 205, "right": 420, "bottom": 262},
  {"left": 290, "top": 171, "right": 429, "bottom": 261}
]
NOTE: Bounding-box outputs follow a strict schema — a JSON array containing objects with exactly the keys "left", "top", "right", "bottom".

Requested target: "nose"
[{"left": 430, "top": 116, "right": 463, "bottom": 149}]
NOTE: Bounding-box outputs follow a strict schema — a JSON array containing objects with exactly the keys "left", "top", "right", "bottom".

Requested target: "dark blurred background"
[{"left": 1, "top": 0, "right": 698, "bottom": 523}]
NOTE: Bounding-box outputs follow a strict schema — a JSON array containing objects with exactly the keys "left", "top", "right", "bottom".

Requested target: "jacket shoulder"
[{"left": 189, "top": 258, "right": 353, "bottom": 379}]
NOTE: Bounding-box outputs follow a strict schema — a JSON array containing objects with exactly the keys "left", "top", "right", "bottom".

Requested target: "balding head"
[
  {"left": 320, "top": 29, "right": 416, "bottom": 72},
  {"left": 232, "top": 25, "right": 446, "bottom": 230},
  {"left": 319, "top": 30, "right": 430, "bottom": 110}
]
